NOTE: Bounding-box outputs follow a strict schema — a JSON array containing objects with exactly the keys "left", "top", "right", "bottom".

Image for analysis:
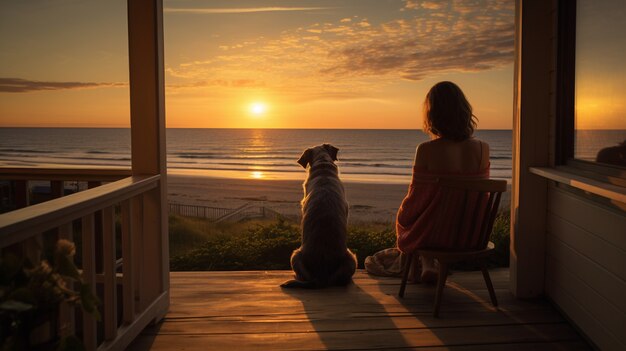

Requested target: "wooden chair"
[{"left": 398, "top": 178, "right": 507, "bottom": 317}]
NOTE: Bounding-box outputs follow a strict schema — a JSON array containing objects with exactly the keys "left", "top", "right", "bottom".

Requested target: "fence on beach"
[{"left": 168, "top": 202, "right": 293, "bottom": 223}]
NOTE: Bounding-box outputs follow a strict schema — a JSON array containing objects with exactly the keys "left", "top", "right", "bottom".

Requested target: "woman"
[{"left": 365, "top": 81, "right": 490, "bottom": 282}]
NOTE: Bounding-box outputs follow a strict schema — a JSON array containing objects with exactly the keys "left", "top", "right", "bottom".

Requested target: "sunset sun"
[{"left": 249, "top": 102, "right": 267, "bottom": 116}]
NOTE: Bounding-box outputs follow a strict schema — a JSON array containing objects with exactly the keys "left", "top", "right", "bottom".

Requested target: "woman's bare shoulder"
[
  {"left": 473, "top": 138, "right": 490, "bottom": 168},
  {"left": 414, "top": 141, "right": 432, "bottom": 167},
  {"left": 474, "top": 138, "right": 490, "bottom": 152}
]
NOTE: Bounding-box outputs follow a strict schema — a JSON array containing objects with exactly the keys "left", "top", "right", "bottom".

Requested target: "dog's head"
[{"left": 297, "top": 144, "right": 339, "bottom": 168}]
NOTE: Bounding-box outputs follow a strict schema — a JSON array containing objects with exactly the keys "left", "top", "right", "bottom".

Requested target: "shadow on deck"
[{"left": 127, "top": 269, "right": 589, "bottom": 350}]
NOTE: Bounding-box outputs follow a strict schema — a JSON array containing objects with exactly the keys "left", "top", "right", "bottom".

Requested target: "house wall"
[
  {"left": 514, "top": 1, "right": 626, "bottom": 350},
  {"left": 545, "top": 185, "right": 626, "bottom": 350}
]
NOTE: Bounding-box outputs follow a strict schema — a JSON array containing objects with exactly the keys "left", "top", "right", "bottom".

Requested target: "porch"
[{"left": 128, "top": 269, "right": 589, "bottom": 350}]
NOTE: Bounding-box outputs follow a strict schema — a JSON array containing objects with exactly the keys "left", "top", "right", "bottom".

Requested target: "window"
[{"left": 570, "top": 0, "right": 626, "bottom": 169}]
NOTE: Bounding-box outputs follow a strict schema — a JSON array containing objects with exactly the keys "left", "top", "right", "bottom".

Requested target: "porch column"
[
  {"left": 127, "top": 0, "right": 169, "bottom": 315},
  {"left": 510, "top": 0, "right": 555, "bottom": 298}
]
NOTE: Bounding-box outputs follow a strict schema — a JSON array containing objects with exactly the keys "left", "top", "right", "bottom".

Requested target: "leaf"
[
  {"left": 55, "top": 255, "right": 81, "bottom": 281},
  {"left": 79, "top": 284, "right": 101, "bottom": 321},
  {"left": 56, "top": 335, "right": 85, "bottom": 351},
  {"left": 0, "top": 300, "right": 34, "bottom": 312}
]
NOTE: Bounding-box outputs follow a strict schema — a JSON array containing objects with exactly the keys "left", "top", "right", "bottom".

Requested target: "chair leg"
[
  {"left": 433, "top": 262, "right": 448, "bottom": 318},
  {"left": 398, "top": 253, "right": 413, "bottom": 298},
  {"left": 481, "top": 266, "right": 498, "bottom": 308}
]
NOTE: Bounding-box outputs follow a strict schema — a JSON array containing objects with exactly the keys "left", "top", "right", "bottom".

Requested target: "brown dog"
[{"left": 281, "top": 144, "right": 357, "bottom": 288}]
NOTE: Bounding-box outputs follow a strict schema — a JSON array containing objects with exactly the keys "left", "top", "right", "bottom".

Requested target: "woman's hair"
[{"left": 423, "top": 81, "right": 477, "bottom": 141}]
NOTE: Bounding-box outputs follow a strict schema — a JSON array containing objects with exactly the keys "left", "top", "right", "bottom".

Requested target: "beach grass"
[{"left": 168, "top": 212, "right": 510, "bottom": 271}]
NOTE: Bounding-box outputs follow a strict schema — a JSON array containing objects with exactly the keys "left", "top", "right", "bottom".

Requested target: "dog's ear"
[
  {"left": 297, "top": 148, "right": 312, "bottom": 168},
  {"left": 324, "top": 144, "right": 339, "bottom": 161}
]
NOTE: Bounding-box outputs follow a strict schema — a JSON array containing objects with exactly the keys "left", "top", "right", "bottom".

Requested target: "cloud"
[
  {"left": 0, "top": 78, "right": 126, "bottom": 93},
  {"left": 165, "top": 0, "right": 514, "bottom": 101},
  {"left": 322, "top": 0, "right": 514, "bottom": 80},
  {"left": 164, "top": 7, "right": 332, "bottom": 14},
  {"left": 166, "top": 79, "right": 264, "bottom": 91}
]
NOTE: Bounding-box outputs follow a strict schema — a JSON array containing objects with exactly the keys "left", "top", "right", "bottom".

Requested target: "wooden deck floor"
[{"left": 127, "top": 269, "right": 590, "bottom": 350}]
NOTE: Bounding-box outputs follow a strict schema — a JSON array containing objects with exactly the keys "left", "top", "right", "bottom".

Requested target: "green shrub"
[
  {"left": 169, "top": 215, "right": 215, "bottom": 257},
  {"left": 347, "top": 225, "right": 395, "bottom": 268},
  {"left": 169, "top": 213, "right": 510, "bottom": 271},
  {"left": 170, "top": 218, "right": 300, "bottom": 271},
  {"left": 490, "top": 211, "right": 511, "bottom": 267}
]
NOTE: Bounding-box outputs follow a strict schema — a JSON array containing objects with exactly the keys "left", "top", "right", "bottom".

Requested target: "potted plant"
[{"left": 0, "top": 239, "right": 100, "bottom": 351}]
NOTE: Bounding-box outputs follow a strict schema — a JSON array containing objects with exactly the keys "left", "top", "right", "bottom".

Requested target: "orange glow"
[
  {"left": 0, "top": 1, "right": 521, "bottom": 129},
  {"left": 250, "top": 171, "right": 264, "bottom": 179}
]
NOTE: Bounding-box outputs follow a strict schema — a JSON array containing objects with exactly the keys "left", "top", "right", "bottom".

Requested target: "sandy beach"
[
  {"left": 167, "top": 174, "right": 511, "bottom": 223},
  {"left": 168, "top": 174, "right": 408, "bottom": 223}
]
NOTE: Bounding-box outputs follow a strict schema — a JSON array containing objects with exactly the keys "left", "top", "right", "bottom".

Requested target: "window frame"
[{"left": 556, "top": 0, "right": 626, "bottom": 183}]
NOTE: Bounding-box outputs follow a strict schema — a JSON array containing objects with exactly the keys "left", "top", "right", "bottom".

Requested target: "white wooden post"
[
  {"left": 127, "top": 0, "right": 169, "bottom": 319},
  {"left": 510, "top": 0, "right": 554, "bottom": 298}
]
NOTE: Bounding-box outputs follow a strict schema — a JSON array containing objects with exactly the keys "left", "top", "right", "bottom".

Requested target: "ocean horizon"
[
  {"left": 1, "top": 127, "right": 622, "bottom": 184},
  {"left": 0, "top": 127, "right": 509, "bottom": 184}
]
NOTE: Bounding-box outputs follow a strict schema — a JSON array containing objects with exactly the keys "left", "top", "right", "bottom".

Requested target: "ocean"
[{"left": 0, "top": 128, "right": 513, "bottom": 183}]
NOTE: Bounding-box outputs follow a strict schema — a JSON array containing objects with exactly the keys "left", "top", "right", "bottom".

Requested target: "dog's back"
[{"left": 281, "top": 144, "right": 357, "bottom": 288}]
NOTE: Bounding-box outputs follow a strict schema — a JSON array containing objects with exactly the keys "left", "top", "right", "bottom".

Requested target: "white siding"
[{"left": 546, "top": 186, "right": 626, "bottom": 351}]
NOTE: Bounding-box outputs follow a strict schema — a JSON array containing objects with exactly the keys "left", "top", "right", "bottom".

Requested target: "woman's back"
[{"left": 414, "top": 137, "right": 489, "bottom": 174}]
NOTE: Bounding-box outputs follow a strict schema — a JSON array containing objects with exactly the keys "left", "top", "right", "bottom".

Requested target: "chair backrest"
[{"left": 433, "top": 178, "right": 507, "bottom": 250}]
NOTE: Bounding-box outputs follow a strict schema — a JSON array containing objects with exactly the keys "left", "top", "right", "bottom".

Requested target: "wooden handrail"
[
  {"left": 0, "top": 167, "right": 131, "bottom": 181},
  {"left": 0, "top": 175, "right": 159, "bottom": 247}
]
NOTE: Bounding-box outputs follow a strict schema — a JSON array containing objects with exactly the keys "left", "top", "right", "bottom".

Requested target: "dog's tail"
[{"left": 280, "top": 279, "right": 318, "bottom": 289}]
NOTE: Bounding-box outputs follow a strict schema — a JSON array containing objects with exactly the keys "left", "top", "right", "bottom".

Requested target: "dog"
[{"left": 281, "top": 144, "right": 357, "bottom": 289}]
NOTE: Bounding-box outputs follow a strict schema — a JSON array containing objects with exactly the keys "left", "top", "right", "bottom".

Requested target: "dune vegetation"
[{"left": 169, "top": 212, "right": 510, "bottom": 271}]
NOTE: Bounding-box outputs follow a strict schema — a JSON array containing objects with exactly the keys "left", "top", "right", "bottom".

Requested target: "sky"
[
  {"left": 0, "top": 0, "right": 518, "bottom": 129},
  {"left": 575, "top": 0, "right": 626, "bottom": 130}
]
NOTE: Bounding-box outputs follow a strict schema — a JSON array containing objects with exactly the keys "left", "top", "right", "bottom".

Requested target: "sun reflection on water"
[{"left": 250, "top": 171, "right": 264, "bottom": 179}]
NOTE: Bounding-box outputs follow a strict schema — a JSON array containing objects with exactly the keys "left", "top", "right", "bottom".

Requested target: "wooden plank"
[
  {"left": 384, "top": 342, "right": 590, "bottom": 351},
  {"left": 140, "top": 187, "right": 164, "bottom": 310},
  {"left": 546, "top": 251, "right": 625, "bottom": 348},
  {"left": 510, "top": 0, "right": 554, "bottom": 299},
  {"left": 547, "top": 212, "right": 626, "bottom": 280},
  {"left": 546, "top": 234, "right": 626, "bottom": 313},
  {"left": 0, "top": 175, "right": 159, "bottom": 246},
  {"left": 0, "top": 167, "right": 131, "bottom": 181},
  {"left": 102, "top": 292, "right": 169, "bottom": 351},
  {"left": 124, "top": 271, "right": 590, "bottom": 350},
  {"left": 546, "top": 257, "right": 624, "bottom": 351},
  {"left": 132, "top": 195, "right": 143, "bottom": 314},
  {"left": 128, "top": 323, "right": 581, "bottom": 351},
  {"left": 531, "top": 167, "right": 626, "bottom": 204},
  {"left": 142, "top": 309, "right": 566, "bottom": 335},
  {"left": 58, "top": 222, "right": 75, "bottom": 337},
  {"left": 164, "top": 297, "right": 551, "bottom": 320},
  {"left": 168, "top": 269, "right": 510, "bottom": 286},
  {"left": 81, "top": 214, "right": 97, "bottom": 351},
  {"left": 549, "top": 187, "right": 626, "bottom": 250},
  {"left": 121, "top": 199, "right": 135, "bottom": 323},
  {"left": 131, "top": 339, "right": 589, "bottom": 351},
  {"left": 102, "top": 207, "right": 117, "bottom": 341}
]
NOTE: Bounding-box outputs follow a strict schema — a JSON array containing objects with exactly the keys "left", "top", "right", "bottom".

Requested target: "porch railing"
[{"left": 0, "top": 168, "right": 168, "bottom": 350}]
